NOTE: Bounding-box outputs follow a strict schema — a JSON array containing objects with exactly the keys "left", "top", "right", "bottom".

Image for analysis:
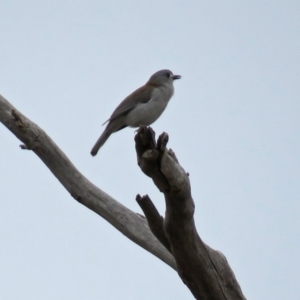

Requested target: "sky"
[{"left": 0, "top": 1, "right": 299, "bottom": 299}]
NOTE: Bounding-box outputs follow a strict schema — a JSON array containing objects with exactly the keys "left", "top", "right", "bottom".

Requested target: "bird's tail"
[{"left": 90, "top": 128, "right": 111, "bottom": 156}]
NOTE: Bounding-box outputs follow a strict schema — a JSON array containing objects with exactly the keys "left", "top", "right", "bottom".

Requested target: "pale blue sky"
[{"left": 1, "top": 1, "right": 299, "bottom": 299}]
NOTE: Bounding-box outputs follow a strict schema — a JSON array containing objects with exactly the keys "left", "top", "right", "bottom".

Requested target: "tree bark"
[
  {"left": 0, "top": 94, "right": 246, "bottom": 299},
  {"left": 0, "top": 94, "right": 175, "bottom": 269},
  {"left": 135, "top": 127, "right": 246, "bottom": 299}
]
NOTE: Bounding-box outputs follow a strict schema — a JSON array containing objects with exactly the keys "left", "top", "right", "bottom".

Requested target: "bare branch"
[
  {"left": 136, "top": 194, "right": 171, "bottom": 253},
  {"left": 135, "top": 127, "right": 246, "bottom": 300},
  {"left": 1, "top": 94, "right": 246, "bottom": 299},
  {"left": 0, "top": 94, "right": 176, "bottom": 270}
]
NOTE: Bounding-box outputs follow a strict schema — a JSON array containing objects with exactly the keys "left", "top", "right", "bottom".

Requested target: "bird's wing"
[{"left": 102, "top": 85, "right": 153, "bottom": 125}]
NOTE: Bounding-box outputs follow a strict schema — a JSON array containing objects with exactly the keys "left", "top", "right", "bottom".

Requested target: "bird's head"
[{"left": 147, "top": 69, "right": 181, "bottom": 87}]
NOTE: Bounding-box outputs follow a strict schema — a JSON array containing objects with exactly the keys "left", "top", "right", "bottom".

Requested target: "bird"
[{"left": 90, "top": 69, "right": 181, "bottom": 156}]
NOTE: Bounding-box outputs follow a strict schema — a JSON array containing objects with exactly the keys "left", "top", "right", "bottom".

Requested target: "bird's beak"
[{"left": 172, "top": 74, "right": 181, "bottom": 80}]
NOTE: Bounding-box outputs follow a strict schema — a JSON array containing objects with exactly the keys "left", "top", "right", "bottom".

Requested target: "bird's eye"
[{"left": 167, "top": 73, "right": 171, "bottom": 78}]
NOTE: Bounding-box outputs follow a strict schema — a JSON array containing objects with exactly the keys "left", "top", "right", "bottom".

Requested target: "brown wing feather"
[{"left": 102, "top": 85, "right": 153, "bottom": 125}]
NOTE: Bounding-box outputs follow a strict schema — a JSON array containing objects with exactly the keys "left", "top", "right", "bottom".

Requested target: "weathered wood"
[
  {"left": 0, "top": 94, "right": 176, "bottom": 270},
  {"left": 135, "top": 127, "right": 246, "bottom": 300},
  {"left": 1, "top": 94, "right": 246, "bottom": 299},
  {"left": 136, "top": 194, "right": 171, "bottom": 253}
]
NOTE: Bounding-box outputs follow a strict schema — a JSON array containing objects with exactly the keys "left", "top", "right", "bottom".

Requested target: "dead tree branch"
[
  {"left": 0, "top": 94, "right": 246, "bottom": 299},
  {"left": 0, "top": 94, "right": 176, "bottom": 269},
  {"left": 135, "top": 127, "right": 246, "bottom": 300}
]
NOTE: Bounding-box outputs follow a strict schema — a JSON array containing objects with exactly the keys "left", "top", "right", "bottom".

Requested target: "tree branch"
[
  {"left": 0, "top": 94, "right": 176, "bottom": 270},
  {"left": 1, "top": 94, "right": 247, "bottom": 299},
  {"left": 136, "top": 194, "right": 171, "bottom": 253},
  {"left": 135, "top": 127, "right": 246, "bottom": 300}
]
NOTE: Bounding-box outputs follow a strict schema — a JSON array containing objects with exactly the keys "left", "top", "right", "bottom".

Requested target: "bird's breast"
[{"left": 125, "top": 85, "right": 174, "bottom": 127}]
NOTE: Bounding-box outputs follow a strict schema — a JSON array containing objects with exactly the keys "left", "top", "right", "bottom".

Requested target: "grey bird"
[{"left": 90, "top": 69, "right": 181, "bottom": 156}]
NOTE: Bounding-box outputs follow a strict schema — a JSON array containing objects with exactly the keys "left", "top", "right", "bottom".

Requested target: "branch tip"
[
  {"left": 157, "top": 132, "right": 169, "bottom": 151},
  {"left": 20, "top": 144, "right": 30, "bottom": 150}
]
